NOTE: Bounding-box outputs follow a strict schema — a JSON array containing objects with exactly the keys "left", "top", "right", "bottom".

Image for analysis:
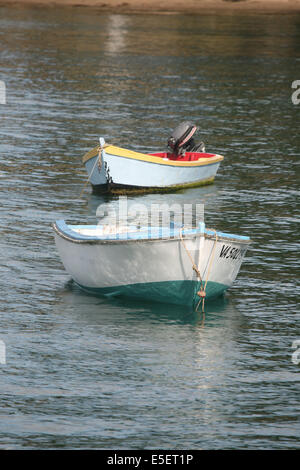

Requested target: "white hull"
[{"left": 53, "top": 221, "right": 250, "bottom": 307}]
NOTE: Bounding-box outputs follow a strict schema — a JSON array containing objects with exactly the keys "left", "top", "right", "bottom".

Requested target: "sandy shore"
[{"left": 0, "top": 0, "right": 300, "bottom": 15}]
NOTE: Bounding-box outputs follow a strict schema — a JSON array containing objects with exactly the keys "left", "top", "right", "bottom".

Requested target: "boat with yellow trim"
[{"left": 82, "top": 123, "right": 224, "bottom": 194}]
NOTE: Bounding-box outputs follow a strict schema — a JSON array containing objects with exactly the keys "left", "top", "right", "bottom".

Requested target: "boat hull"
[
  {"left": 83, "top": 144, "right": 223, "bottom": 194},
  {"left": 89, "top": 177, "right": 216, "bottom": 195},
  {"left": 75, "top": 280, "right": 228, "bottom": 306},
  {"left": 53, "top": 221, "right": 250, "bottom": 307}
]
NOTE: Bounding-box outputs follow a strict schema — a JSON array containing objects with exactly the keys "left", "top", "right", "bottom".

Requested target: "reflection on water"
[
  {"left": 0, "top": 6, "right": 299, "bottom": 449},
  {"left": 104, "top": 15, "right": 129, "bottom": 55}
]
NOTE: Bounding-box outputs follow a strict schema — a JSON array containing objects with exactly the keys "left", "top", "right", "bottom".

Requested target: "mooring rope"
[
  {"left": 79, "top": 145, "right": 101, "bottom": 199},
  {"left": 179, "top": 227, "right": 204, "bottom": 289},
  {"left": 179, "top": 228, "right": 218, "bottom": 319}
]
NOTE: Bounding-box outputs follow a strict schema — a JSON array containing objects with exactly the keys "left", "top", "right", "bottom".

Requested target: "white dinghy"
[{"left": 53, "top": 220, "right": 251, "bottom": 309}]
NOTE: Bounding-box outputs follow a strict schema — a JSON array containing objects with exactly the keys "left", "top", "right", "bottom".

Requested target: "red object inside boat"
[{"left": 149, "top": 152, "right": 216, "bottom": 161}]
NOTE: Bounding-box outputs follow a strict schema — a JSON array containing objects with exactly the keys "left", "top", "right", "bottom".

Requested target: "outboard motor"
[{"left": 167, "top": 121, "right": 205, "bottom": 156}]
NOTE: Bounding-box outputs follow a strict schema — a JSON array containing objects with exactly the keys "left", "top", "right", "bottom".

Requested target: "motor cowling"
[{"left": 167, "top": 121, "right": 205, "bottom": 156}]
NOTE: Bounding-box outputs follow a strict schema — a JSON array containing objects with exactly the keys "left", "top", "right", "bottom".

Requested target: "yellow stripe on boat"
[
  {"left": 82, "top": 146, "right": 100, "bottom": 163},
  {"left": 82, "top": 144, "right": 224, "bottom": 167}
]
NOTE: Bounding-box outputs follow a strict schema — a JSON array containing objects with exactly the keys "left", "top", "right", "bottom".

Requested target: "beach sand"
[{"left": 0, "top": 0, "right": 300, "bottom": 15}]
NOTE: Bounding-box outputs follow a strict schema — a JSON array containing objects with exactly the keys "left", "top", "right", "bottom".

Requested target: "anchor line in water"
[
  {"left": 179, "top": 228, "right": 218, "bottom": 315},
  {"left": 79, "top": 146, "right": 101, "bottom": 199}
]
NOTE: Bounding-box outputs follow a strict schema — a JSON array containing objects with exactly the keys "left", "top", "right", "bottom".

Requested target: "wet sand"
[{"left": 0, "top": 0, "right": 300, "bottom": 15}]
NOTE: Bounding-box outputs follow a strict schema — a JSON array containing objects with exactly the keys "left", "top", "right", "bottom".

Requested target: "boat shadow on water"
[{"left": 84, "top": 182, "right": 223, "bottom": 214}]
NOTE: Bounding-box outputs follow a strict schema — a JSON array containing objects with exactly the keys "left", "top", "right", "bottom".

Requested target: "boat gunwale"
[
  {"left": 82, "top": 144, "right": 224, "bottom": 167},
  {"left": 52, "top": 221, "right": 251, "bottom": 246}
]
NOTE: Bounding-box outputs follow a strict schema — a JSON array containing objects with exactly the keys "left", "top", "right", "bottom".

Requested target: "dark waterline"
[{"left": 0, "top": 6, "right": 299, "bottom": 449}]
